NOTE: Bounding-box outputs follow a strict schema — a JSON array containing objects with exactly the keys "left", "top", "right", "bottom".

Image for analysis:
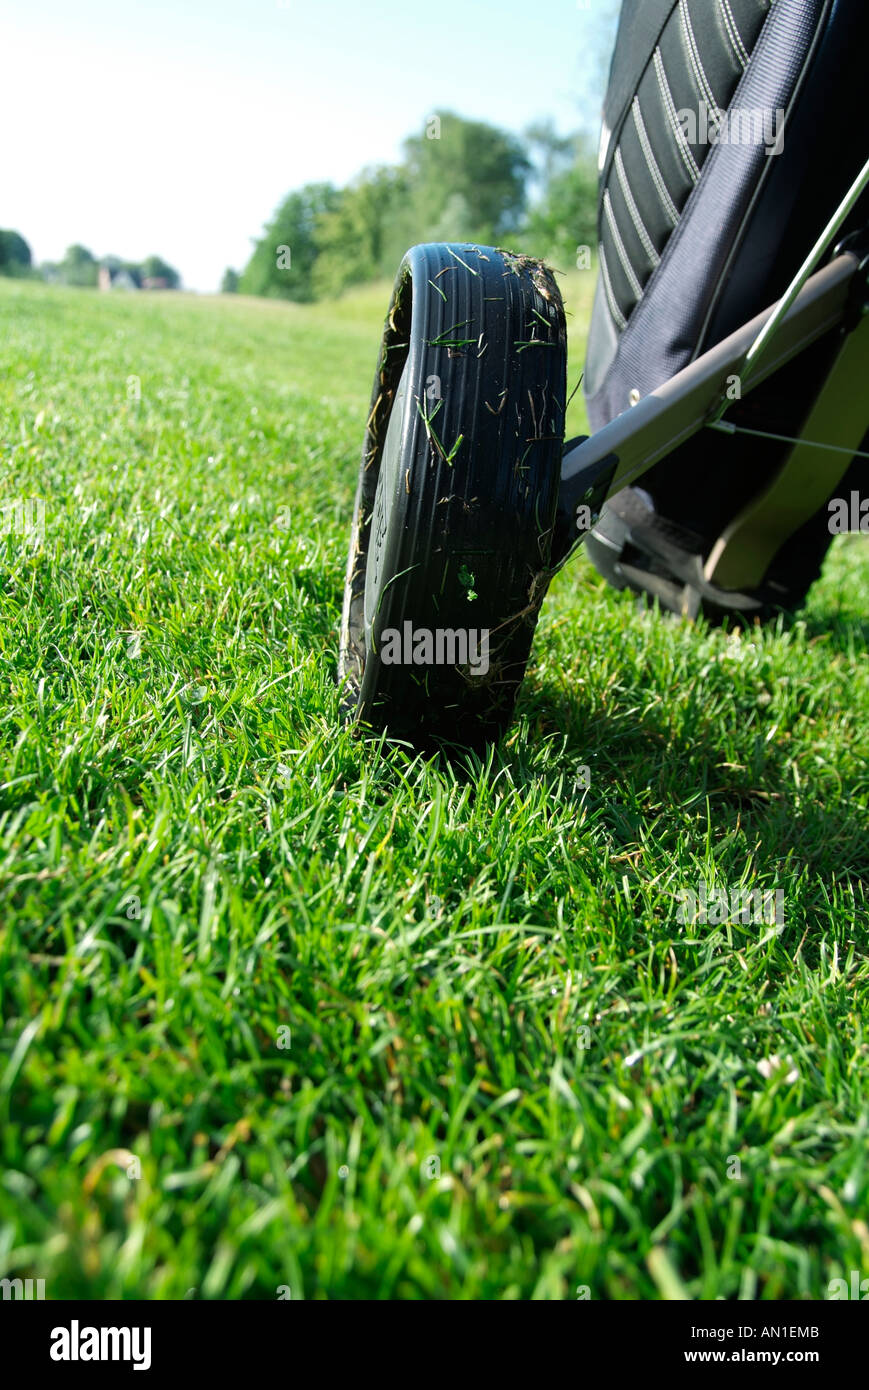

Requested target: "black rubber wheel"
[{"left": 339, "top": 242, "right": 567, "bottom": 747}]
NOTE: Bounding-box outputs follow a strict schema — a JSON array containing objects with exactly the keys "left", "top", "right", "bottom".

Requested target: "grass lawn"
[{"left": 0, "top": 268, "right": 867, "bottom": 1301}]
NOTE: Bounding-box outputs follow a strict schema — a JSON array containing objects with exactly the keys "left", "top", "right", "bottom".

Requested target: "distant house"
[
  {"left": 141, "top": 276, "right": 169, "bottom": 290},
  {"left": 98, "top": 266, "right": 139, "bottom": 292}
]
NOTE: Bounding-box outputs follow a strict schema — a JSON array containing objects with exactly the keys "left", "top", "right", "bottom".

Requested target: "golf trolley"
[{"left": 339, "top": 0, "right": 869, "bottom": 748}]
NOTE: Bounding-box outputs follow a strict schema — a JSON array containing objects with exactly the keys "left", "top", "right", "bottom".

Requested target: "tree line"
[
  {"left": 1, "top": 111, "right": 598, "bottom": 299},
  {"left": 0, "top": 237, "right": 180, "bottom": 289},
  {"left": 224, "top": 110, "right": 598, "bottom": 300}
]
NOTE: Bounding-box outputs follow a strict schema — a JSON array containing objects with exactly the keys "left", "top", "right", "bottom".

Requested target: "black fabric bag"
[{"left": 583, "top": 0, "right": 869, "bottom": 617}]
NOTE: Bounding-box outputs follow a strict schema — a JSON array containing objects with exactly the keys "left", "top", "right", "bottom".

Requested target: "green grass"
[{"left": 0, "top": 271, "right": 867, "bottom": 1301}]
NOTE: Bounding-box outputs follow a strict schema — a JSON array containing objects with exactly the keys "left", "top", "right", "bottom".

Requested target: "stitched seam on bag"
[
  {"left": 719, "top": 0, "right": 750, "bottom": 67},
  {"left": 631, "top": 97, "right": 680, "bottom": 228},
  {"left": 654, "top": 46, "right": 701, "bottom": 183},
  {"left": 680, "top": 0, "right": 718, "bottom": 111},
  {"left": 603, "top": 189, "right": 644, "bottom": 302},
  {"left": 614, "top": 147, "right": 661, "bottom": 268},
  {"left": 597, "top": 1, "right": 689, "bottom": 225},
  {"left": 598, "top": 244, "right": 628, "bottom": 332}
]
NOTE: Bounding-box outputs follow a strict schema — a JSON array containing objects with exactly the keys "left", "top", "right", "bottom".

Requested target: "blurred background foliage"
[
  {"left": 234, "top": 109, "right": 600, "bottom": 301},
  {"left": 1, "top": 108, "right": 600, "bottom": 302}
]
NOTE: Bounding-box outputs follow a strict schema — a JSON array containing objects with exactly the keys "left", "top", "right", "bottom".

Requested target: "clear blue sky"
[{"left": 2, "top": 0, "right": 619, "bottom": 291}]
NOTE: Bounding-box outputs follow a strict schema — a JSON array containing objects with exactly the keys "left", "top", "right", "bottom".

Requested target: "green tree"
[
  {"left": 401, "top": 111, "right": 530, "bottom": 246},
  {"left": 220, "top": 267, "right": 240, "bottom": 294},
  {"left": 0, "top": 230, "right": 32, "bottom": 276},
  {"left": 521, "top": 140, "right": 598, "bottom": 268},
  {"left": 524, "top": 119, "right": 577, "bottom": 190},
  {"left": 312, "top": 166, "right": 408, "bottom": 298},
  {"left": 240, "top": 183, "right": 341, "bottom": 301},
  {"left": 59, "top": 244, "right": 99, "bottom": 287},
  {"left": 140, "top": 255, "right": 180, "bottom": 288}
]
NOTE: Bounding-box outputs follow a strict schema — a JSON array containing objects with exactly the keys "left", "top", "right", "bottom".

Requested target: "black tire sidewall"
[{"left": 340, "top": 242, "right": 567, "bottom": 745}]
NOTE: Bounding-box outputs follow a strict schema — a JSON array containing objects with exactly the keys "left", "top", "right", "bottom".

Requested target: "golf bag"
[{"left": 584, "top": 0, "right": 869, "bottom": 618}]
